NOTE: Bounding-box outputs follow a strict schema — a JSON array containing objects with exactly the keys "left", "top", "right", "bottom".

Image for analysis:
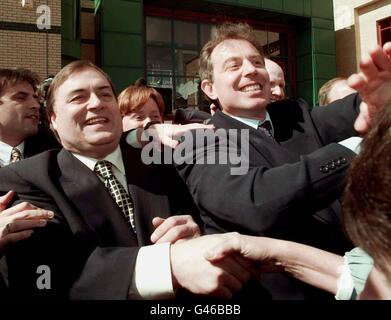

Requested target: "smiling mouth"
[
  {"left": 26, "top": 114, "right": 39, "bottom": 121},
  {"left": 84, "top": 117, "right": 109, "bottom": 125},
  {"left": 240, "top": 84, "right": 263, "bottom": 93}
]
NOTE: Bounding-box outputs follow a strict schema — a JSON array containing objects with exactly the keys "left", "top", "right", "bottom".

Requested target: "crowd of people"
[{"left": 0, "top": 22, "right": 390, "bottom": 300}]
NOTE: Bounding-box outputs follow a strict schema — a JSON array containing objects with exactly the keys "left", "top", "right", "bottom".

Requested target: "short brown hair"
[
  {"left": 0, "top": 68, "right": 40, "bottom": 97},
  {"left": 318, "top": 77, "right": 346, "bottom": 106},
  {"left": 343, "top": 105, "right": 391, "bottom": 281},
  {"left": 46, "top": 60, "right": 116, "bottom": 120},
  {"left": 118, "top": 85, "right": 165, "bottom": 117},
  {"left": 199, "top": 22, "right": 264, "bottom": 82}
]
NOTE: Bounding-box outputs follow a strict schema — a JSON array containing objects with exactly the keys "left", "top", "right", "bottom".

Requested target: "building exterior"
[
  {"left": 2, "top": 1, "right": 389, "bottom": 108},
  {"left": 333, "top": 0, "right": 391, "bottom": 77},
  {"left": 0, "top": 0, "right": 61, "bottom": 80}
]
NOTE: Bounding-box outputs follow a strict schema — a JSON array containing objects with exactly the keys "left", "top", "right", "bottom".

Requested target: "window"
[
  {"left": 145, "top": 10, "right": 295, "bottom": 111},
  {"left": 378, "top": 17, "right": 391, "bottom": 46}
]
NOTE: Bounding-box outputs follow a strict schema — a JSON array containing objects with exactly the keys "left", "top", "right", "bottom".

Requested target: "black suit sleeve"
[
  {"left": 0, "top": 167, "right": 138, "bottom": 299},
  {"left": 175, "top": 131, "right": 355, "bottom": 236}
]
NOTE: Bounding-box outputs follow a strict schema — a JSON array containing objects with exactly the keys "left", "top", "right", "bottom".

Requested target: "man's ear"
[
  {"left": 50, "top": 113, "right": 58, "bottom": 131},
  {"left": 201, "top": 79, "right": 218, "bottom": 100}
]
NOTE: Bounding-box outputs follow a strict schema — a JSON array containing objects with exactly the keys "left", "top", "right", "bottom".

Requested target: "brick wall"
[{"left": 0, "top": 0, "right": 61, "bottom": 80}]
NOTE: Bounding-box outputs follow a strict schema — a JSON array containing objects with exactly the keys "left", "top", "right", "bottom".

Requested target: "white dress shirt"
[
  {"left": 231, "top": 111, "right": 275, "bottom": 136},
  {"left": 73, "top": 146, "right": 174, "bottom": 299},
  {"left": 0, "top": 141, "right": 25, "bottom": 166}
]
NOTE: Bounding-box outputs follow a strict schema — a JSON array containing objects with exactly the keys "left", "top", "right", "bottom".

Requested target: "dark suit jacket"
[
  {"left": 175, "top": 94, "right": 361, "bottom": 299},
  {"left": 0, "top": 135, "right": 195, "bottom": 299}
]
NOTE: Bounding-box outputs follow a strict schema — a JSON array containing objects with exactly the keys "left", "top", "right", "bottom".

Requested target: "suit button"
[
  {"left": 339, "top": 157, "right": 347, "bottom": 164},
  {"left": 329, "top": 161, "right": 336, "bottom": 170},
  {"left": 320, "top": 165, "right": 329, "bottom": 173},
  {"left": 336, "top": 160, "right": 341, "bottom": 166}
]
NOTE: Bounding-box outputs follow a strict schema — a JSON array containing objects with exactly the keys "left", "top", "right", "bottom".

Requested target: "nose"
[
  {"left": 242, "top": 59, "right": 257, "bottom": 76},
  {"left": 272, "top": 86, "right": 282, "bottom": 98},
  {"left": 87, "top": 93, "right": 104, "bottom": 110}
]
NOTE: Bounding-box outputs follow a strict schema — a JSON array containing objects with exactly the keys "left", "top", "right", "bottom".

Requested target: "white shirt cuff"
[
  {"left": 126, "top": 129, "right": 143, "bottom": 149},
  {"left": 128, "top": 243, "right": 175, "bottom": 300},
  {"left": 338, "top": 137, "right": 362, "bottom": 154},
  {"left": 335, "top": 256, "right": 355, "bottom": 300}
]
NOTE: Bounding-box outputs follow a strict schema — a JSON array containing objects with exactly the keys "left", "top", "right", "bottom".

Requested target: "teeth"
[
  {"left": 85, "top": 117, "right": 107, "bottom": 125},
  {"left": 241, "top": 84, "right": 262, "bottom": 92}
]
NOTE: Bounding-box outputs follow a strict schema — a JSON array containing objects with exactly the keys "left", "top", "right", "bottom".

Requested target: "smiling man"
[
  {"left": 0, "top": 69, "right": 41, "bottom": 166},
  {"left": 0, "top": 60, "right": 251, "bottom": 299},
  {"left": 175, "top": 22, "right": 391, "bottom": 299}
]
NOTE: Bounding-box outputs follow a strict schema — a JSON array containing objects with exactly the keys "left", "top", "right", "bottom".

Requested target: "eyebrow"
[{"left": 67, "top": 85, "right": 112, "bottom": 96}]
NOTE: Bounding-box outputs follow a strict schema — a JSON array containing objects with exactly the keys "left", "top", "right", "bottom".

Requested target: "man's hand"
[
  {"left": 0, "top": 191, "right": 54, "bottom": 255},
  {"left": 150, "top": 215, "right": 201, "bottom": 244},
  {"left": 139, "top": 123, "right": 214, "bottom": 149},
  {"left": 348, "top": 42, "right": 391, "bottom": 132},
  {"left": 170, "top": 234, "right": 252, "bottom": 299}
]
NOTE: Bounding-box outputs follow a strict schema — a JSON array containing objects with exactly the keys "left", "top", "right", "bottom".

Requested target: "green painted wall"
[
  {"left": 100, "top": 0, "right": 144, "bottom": 92},
  {"left": 64, "top": 0, "right": 335, "bottom": 103}
]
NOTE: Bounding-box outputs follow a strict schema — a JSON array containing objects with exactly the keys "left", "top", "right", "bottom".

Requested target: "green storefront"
[{"left": 62, "top": 0, "right": 337, "bottom": 109}]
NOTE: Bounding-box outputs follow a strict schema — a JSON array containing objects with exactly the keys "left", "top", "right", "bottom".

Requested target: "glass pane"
[
  {"left": 175, "top": 49, "right": 199, "bottom": 77},
  {"left": 147, "top": 46, "right": 172, "bottom": 75},
  {"left": 174, "top": 21, "right": 197, "bottom": 47},
  {"left": 175, "top": 77, "right": 200, "bottom": 107},
  {"left": 268, "top": 31, "right": 281, "bottom": 57},
  {"left": 146, "top": 17, "right": 171, "bottom": 45},
  {"left": 147, "top": 75, "right": 173, "bottom": 89},
  {"left": 200, "top": 24, "right": 216, "bottom": 47},
  {"left": 254, "top": 29, "right": 268, "bottom": 47}
]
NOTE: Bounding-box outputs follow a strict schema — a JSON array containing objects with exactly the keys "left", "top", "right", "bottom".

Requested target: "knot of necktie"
[
  {"left": 94, "top": 160, "right": 114, "bottom": 179},
  {"left": 10, "top": 147, "right": 21, "bottom": 163},
  {"left": 258, "top": 120, "right": 273, "bottom": 138}
]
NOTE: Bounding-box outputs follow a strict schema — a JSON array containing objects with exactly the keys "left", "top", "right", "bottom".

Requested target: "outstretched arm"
[{"left": 205, "top": 233, "right": 344, "bottom": 295}]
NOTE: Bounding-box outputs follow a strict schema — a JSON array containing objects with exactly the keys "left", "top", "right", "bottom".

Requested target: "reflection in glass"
[
  {"left": 200, "top": 24, "right": 216, "bottom": 46},
  {"left": 175, "top": 77, "right": 200, "bottom": 107},
  {"left": 174, "top": 21, "right": 197, "bottom": 46},
  {"left": 146, "top": 17, "right": 171, "bottom": 45},
  {"left": 175, "top": 49, "right": 199, "bottom": 77}
]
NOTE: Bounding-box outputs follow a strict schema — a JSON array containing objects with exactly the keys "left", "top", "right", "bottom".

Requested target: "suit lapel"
[
  {"left": 211, "top": 110, "right": 278, "bottom": 166},
  {"left": 57, "top": 149, "right": 138, "bottom": 246}
]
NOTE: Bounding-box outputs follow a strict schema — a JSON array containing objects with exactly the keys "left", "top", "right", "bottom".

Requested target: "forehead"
[
  {"left": 211, "top": 39, "right": 261, "bottom": 64},
  {"left": 266, "top": 61, "right": 283, "bottom": 76},
  {"left": 56, "top": 68, "right": 111, "bottom": 95},
  {"left": 2, "top": 80, "right": 35, "bottom": 96}
]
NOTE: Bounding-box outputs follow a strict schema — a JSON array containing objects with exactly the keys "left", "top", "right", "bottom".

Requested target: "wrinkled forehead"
[{"left": 58, "top": 68, "right": 111, "bottom": 94}]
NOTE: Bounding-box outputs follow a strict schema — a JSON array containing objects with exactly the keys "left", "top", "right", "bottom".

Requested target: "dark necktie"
[
  {"left": 94, "top": 160, "right": 136, "bottom": 232},
  {"left": 258, "top": 120, "right": 273, "bottom": 138},
  {"left": 10, "top": 147, "right": 22, "bottom": 163}
]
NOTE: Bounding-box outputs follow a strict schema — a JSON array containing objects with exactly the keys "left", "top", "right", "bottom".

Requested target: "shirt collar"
[
  {"left": 0, "top": 140, "right": 25, "bottom": 166},
  {"left": 230, "top": 112, "right": 274, "bottom": 136},
  {"left": 72, "top": 146, "right": 126, "bottom": 175}
]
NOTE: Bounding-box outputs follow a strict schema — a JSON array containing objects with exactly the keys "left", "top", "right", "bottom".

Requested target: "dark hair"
[
  {"left": 199, "top": 22, "right": 264, "bottom": 82},
  {"left": 0, "top": 68, "right": 40, "bottom": 97},
  {"left": 343, "top": 105, "right": 391, "bottom": 281}
]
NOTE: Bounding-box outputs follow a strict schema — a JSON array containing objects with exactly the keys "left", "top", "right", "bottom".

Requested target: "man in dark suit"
[
  {"left": 0, "top": 60, "right": 251, "bottom": 299},
  {"left": 174, "top": 23, "right": 391, "bottom": 299},
  {"left": 0, "top": 68, "right": 59, "bottom": 167}
]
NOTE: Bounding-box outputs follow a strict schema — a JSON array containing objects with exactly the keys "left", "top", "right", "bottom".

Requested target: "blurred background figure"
[
  {"left": 265, "top": 58, "right": 286, "bottom": 102},
  {"left": 118, "top": 81, "right": 164, "bottom": 131},
  {"left": 318, "top": 77, "right": 357, "bottom": 106}
]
